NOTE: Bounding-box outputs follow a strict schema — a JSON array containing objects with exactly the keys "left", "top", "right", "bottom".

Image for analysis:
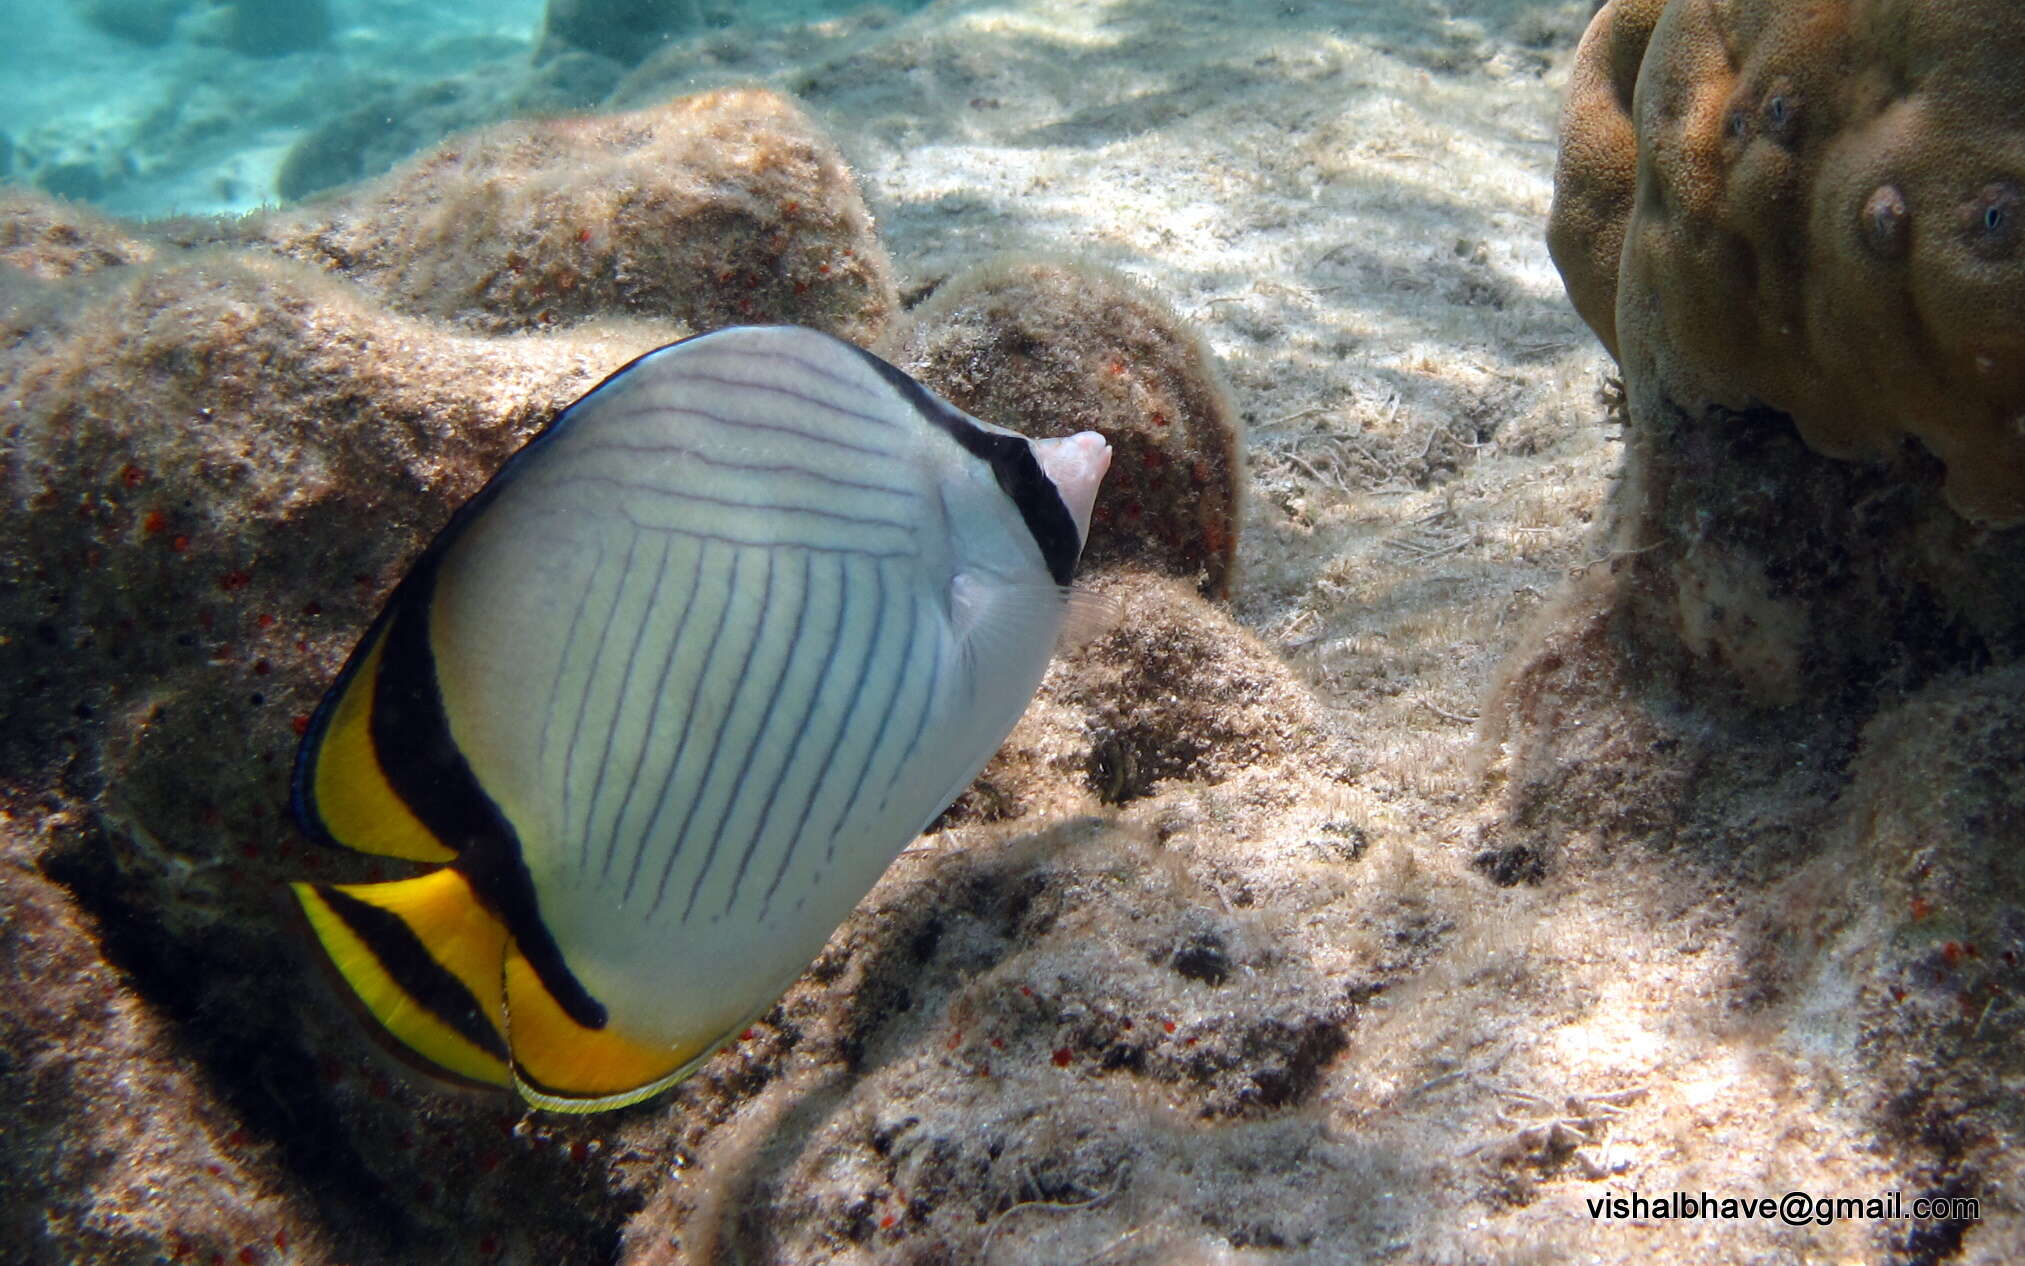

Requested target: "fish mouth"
[{"left": 1032, "top": 430, "right": 1112, "bottom": 549}]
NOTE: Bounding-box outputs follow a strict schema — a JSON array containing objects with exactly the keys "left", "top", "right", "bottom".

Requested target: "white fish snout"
[{"left": 1033, "top": 430, "right": 1112, "bottom": 547}]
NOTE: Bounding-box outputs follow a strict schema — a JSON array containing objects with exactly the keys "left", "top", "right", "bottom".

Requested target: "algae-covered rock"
[
  {"left": 536, "top": 0, "right": 725, "bottom": 68},
  {"left": 611, "top": 570, "right": 1381, "bottom": 1264},
  {"left": 946, "top": 572, "right": 1342, "bottom": 826},
  {"left": 0, "top": 82, "right": 1358, "bottom": 1265},
  {"left": 273, "top": 55, "right": 627, "bottom": 204},
  {"left": 257, "top": 88, "right": 898, "bottom": 345},
  {"left": 76, "top": 0, "right": 334, "bottom": 56},
  {"left": 901, "top": 258, "right": 1244, "bottom": 599},
  {"left": 275, "top": 77, "right": 506, "bottom": 204},
  {"left": 0, "top": 189, "right": 155, "bottom": 279},
  {"left": 70, "top": 0, "right": 194, "bottom": 47},
  {"left": 0, "top": 88, "right": 917, "bottom": 1265},
  {"left": 218, "top": 0, "right": 332, "bottom": 57},
  {"left": 0, "top": 808, "right": 330, "bottom": 1265},
  {"left": 1, "top": 244, "right": 669, "bottom": 1266}
]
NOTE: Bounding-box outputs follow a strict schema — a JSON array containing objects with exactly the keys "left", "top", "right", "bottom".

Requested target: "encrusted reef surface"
[
  {"left": 1492, "top": 2, "right": 2025, "bottom": 1261},
  {"left": 4, "top": 88, "right": 895, "bottom": 1264},
  {"left": 8, "top": 6, "right": 2025, "bottom": 1264}
]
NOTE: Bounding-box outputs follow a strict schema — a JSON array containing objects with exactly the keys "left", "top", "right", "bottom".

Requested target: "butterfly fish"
[{"left": 290, "top": 325, "right": 1111, "bottom": 1112}]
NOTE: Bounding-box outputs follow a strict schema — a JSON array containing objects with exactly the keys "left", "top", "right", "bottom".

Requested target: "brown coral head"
[{"left": 1548, "top": 0, "right": 2025, "bottom": 525}]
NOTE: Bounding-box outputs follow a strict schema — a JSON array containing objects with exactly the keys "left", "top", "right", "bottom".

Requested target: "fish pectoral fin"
[
  {"left": 1055, "top": 584, "right": 1122, "bottom": 651},
  {"left": 502, "top": 946, "right": 714, "bottom": 1114},
  {"left": 293, "top": 870, "right": 511, "bottom": 1089},
  {"left": 948, "top": 571, "right": 1073, "bottom": 668}
]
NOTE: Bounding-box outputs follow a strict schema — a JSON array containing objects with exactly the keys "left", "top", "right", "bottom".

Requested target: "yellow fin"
[
  {"left": 502, "top": 943, "right": 719, "bottom": 1113},
  {"left": 294, "top": 870, "right": 510, "bottom": 1088},
  {"left": 304, "top": 621, "right": 458, "bottom": 864}
]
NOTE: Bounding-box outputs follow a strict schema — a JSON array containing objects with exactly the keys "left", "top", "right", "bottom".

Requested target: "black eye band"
[{"left": 849, "top": 346, "right": 1082, "bottom": 585}]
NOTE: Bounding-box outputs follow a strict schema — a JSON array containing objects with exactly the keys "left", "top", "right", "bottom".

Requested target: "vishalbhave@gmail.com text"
[{"left": 1586, "top": 1189, "right": 1979, "bottom": 1227}]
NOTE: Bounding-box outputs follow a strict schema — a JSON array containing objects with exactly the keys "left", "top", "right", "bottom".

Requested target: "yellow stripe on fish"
[
  {"left": 290, "top": 325, "right": 1111, "bottom": 1112},
  {"left": 291, "top": 871, "right": 510, "bottom": 1088},
  {"left": 305, "top": 621, "right": 457, "bottom": 864}
]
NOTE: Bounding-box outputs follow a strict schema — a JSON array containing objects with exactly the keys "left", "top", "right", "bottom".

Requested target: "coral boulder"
[
  {"left": 1483, "top": 8, "right": 2025, "bottom": 1255},
  {"left": 1550, "top": 0, "right": 2025, "bottom": 523},
  {"left": 257, "top": 89, "right": 897, "bottom": 345},
  {"left": 0, "top": 86, "right": 912, "bottom": 1265}
]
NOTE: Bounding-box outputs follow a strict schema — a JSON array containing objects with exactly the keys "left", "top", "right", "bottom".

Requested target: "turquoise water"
[{"left": 0, "top": 0, "right": 920, "bottom": 219}]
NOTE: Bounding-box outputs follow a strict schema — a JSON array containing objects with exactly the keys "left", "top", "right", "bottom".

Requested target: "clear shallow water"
[{"left": 0, "top": 0, "right": 915, "bottom": 219}]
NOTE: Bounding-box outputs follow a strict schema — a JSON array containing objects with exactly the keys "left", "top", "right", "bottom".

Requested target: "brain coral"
[{"left": 1548, "top": 0, "right": 2025, "bottom": 524}]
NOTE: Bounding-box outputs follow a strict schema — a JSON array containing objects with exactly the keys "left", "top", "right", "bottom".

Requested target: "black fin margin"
[
  {"left": 371, "top": 564, "right": 609, "bottom": 1033},
  {"left": 287, "top": 328, "right": 740, "bottom": 849}
]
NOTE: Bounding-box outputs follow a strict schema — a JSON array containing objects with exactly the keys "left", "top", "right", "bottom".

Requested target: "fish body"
[{"left": 291, "top": 325, "right": 1110, "bottom": 1111}]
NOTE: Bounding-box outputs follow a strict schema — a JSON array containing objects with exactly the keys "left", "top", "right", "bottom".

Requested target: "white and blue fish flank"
[{"left": 288, "top": 325, "right": 1112, "bottom": 1112}]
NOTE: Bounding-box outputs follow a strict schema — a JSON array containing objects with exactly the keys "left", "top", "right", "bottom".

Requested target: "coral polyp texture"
[
  {"left": 1549, "top": 0, "right": 2025, "bottom": 523},
  {"left": 257, "top": 88, "right": 897, "bottom": 345},
  {"left": 899, "top": 258, "right": 1244, "bottom": 599}
]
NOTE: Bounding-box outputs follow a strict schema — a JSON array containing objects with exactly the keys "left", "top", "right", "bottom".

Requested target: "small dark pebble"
[
  {"left": 1172, "top": 934, "right": 1230, "bottom": 986},
  {"left": 1471, "top": 843, "right": 1546, "bottom": 887}
]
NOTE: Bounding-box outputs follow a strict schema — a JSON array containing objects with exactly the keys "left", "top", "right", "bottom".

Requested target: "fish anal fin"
[
  {"left": 293, "top": 869, "right": 510, "bottom": 1089},
  {"left": 304, "top": 620, "right": 458, "bottom": 864},
  {"left": 503, "top": 945, "right": 712, "bottom": 1113}
]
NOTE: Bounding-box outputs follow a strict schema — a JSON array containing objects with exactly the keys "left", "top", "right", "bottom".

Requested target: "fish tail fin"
[{"left": 292, "top": 869, "right": 512, "bottom": 1089}]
